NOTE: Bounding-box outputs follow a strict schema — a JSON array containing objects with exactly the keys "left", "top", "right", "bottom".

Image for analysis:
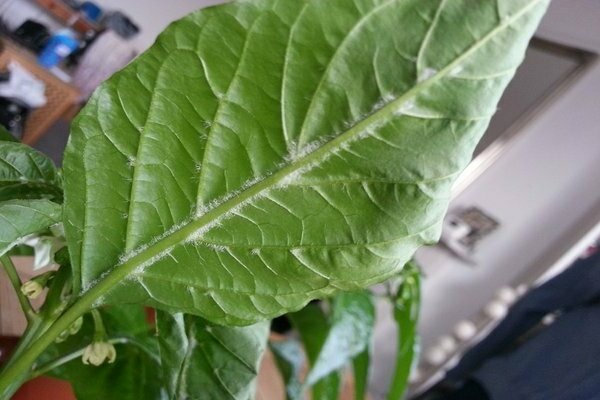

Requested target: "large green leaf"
[
  {"left": 387, "top": 263, "right": 420, "bottom": 400},
  {"left": 0, "top": 199, "right": 62, "bottom": 257},
  {"left": 39, "top": 305, "right": 165, "bottom": 400},
  {"left": 0, "top": 141, "right": 62, "bottom": 202},
  {"left": 156, "top": 311, "right": 269, "bottom": 400},
  {"left": 63, "top": 0, "right": 548, "bottom": 324}
]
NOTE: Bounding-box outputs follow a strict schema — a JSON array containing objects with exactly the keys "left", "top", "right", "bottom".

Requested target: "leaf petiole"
[
  {"left": 28, "top": 337, "right": 130, "bottom": 379},
  {"left": 0, "top": 255, "right": 38, "bottom": 323},
  {"left": 90, "top": 309, "right": 107, "bottom": 341}
]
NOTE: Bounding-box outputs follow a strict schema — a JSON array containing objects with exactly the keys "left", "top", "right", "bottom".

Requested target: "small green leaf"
[
  {"left": 40, "top": 305, "right": 165, "bottom": 400},
  {"left": 0, "top": 141, "right": 62, "bottom": 202},
  {"left": 39, "top": 261, "right": 72, "bottom": 320},
  {"left": 270, "top": 338, "right": 305, "bottom": 400},
  {"left": 289, "top": 302, "right": 341, "bottom": 400},
  {"left": 353, "top": 349, "right": 370, "bottom": 400},
  {"left": 156, "top": 311, "right": 269, "bottom": 400},
  {"left": 0, "top": 126, "right": 17, "bottom": 142},
  {"left": 289, "top": 293, "right": 375, "bottom": 399},
  {"left": 306, "top": 292, "right": 375, "bottom": 386},
  {"left": 387, "top": 263, "right": 420, "bottom": 400},
  {"left": 0, "top": 199, "right": 62, "bottom": 257}
]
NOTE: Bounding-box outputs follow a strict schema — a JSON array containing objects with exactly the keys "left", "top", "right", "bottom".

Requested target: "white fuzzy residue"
[
  {"left": 285, "top": 137, "right": 330, "bottom": 163},
  {"left": 129, "top": 248, "right": 172, "bottom": 277},
  {"left": 419, "top": 67, "right": 438, "bottom": 82},
  {"left": 448, "top": 64, "right": 464, "bottom": 77},
  {"left": 207, "top": 243, "right": 227, "bottom": 252},
  {"left": 118, "top": 218, "right": 191, "bottom": 265},
  {"left": 127, "top": 156, "right": 136, "bottom": 168},
  {"left": 394, "top": 98, "right": 416, "bottom": 117}
]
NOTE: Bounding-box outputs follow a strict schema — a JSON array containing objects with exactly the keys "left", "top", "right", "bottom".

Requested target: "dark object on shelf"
[
  {"left": 13, "top": 20, "right": 50, "bottom": 54},
  {"left": 0, "top": 97, "right": 29, "bottom": 140},
  {"left": 65, "top": 32, "right": 97, "bottom": 68},
  {"left": 0, "top": 336, "right": 19, "bottom": 366},
  {"left": 80, "top": 1, "right": 102, "bottom": 22},
  {"left": 61, "top": 0, "right": 82, "bottom": 9},
  {"left": 104, "top": 11, "right": 139, "bottom": 39},
  {"left": 37, "top": 30, "right": 80, "bottom": 68}
]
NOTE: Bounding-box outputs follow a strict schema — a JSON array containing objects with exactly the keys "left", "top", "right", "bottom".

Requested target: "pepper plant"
[{"left": 0, "top": 0, "right": 548, "bottom": 398}]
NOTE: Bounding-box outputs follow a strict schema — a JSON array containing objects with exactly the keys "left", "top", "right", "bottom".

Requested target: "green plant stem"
[
  {"left": 0, "top": 243, "right": 161, "bottom": 397},
  {"left": 0, "top": 318, "right": 53, "bottom": 398},
  {"left": 0, "top": 301, "right": 87, "bottom": 397},
  {"left": 0, "top": 319, "right": 42, "bottom": 374},
  {"left": 0, "top": 255, "right": 37, "bottom": 323},
  {"left": 90, "top": 309, "right": 106, "bottom": 340}
]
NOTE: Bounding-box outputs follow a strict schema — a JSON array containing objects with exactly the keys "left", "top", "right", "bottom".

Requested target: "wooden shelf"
[
  {"left": 35, "top": 0, "right": 101, "bottom": 36},
  {"left": 0, "top": 39, "right": 80, "bottom": 145}
]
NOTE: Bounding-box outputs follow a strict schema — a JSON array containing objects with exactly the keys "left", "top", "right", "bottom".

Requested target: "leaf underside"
[
  {"left": 0, "top": 199, "right": 62, "bottom": 257},
  {"left": 63, "top": 0, "right": 549, "bottom": 324},
  {"left": 0, "top": 141, "right": 62, "bottom": 202}
]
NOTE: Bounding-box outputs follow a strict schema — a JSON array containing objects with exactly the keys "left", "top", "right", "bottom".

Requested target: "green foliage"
[
  {"left": 305, "top": 292, "right": 375, "bottom": 387},
  {"left": 0, "top": 126, "right": 17, "bottom": 142},
  {"left": 39, "top": 306, "right": 164, "bottom": 400},
  {"left": 290, "top": 292, "right": 375, "bottom": 399},
  {"left": 0, "top": 141, "right": 62, "bottom": 202},
  {"left": 271, "top": 338, "right": 305, "bottom": 400},
  {"left": 289, "top": 302, "right": 342, "bottom": 399},
  {"left": 156, "top": 312, "right": 269, "bottom": 400},
  {"left": 387, "top": 263, "right": 421, "bottom": 400},
  {"left": 62, "top": 0, "right": 548, "bottom": 326},
  {"left": 353, "top": 349, "right": 371, "bottom": 400},
  {"left": 0, "top": 199, "right": 62, "bottom": 257},
  {"left": 0, "top": 0, "right": 549, "bottom": 399}
]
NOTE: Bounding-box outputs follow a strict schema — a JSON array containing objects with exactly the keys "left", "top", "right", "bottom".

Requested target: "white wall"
[
  {"left": 538, "top": 0, "right": 600, "bottom": 53},
  {"left": 93, "top": 0, "right": 600, "bottom": 55},
  {"left": 93, "top": 0, "right": 228, "bottom": 52}
]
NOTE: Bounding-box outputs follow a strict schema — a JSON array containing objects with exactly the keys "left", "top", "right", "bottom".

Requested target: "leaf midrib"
[
  {"left": 86, "top": 0, "right": 544, "bottom": 293},
  {"left": 295, "top": 0, "right": 399, "bottom": 148}
]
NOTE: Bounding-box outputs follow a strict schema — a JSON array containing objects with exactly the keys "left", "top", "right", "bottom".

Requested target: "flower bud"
[
  {"left": 20, "top": 280, "right": 43, "bottom": 299},
  {"left": 82, "top": 341, "right": 117, "bottom": 366},
  {"left": 69, "top": 316, "right": 84, "bottom": 335},
  {"left": 20, "top": 271, "right": 56, "bottom": 300},
  {"left": 55, "top": 329, "right": 70, "bottom": 343}
]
